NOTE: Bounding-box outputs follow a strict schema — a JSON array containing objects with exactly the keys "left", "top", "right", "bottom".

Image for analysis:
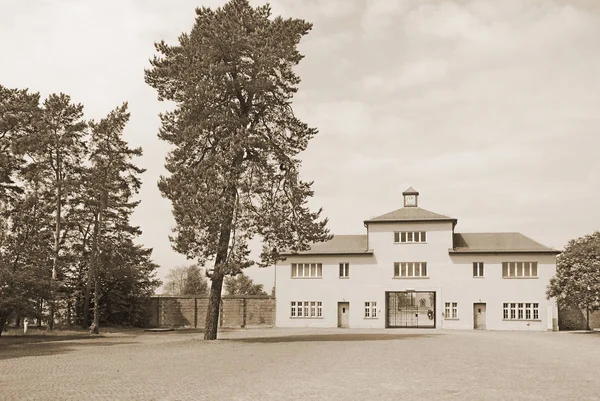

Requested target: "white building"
[{"left": 276, "top": 187, "right": 560, "bottom": 331}]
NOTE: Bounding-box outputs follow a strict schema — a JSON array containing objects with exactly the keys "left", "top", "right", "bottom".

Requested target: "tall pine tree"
[{"left": 145, "top": 0, "right": 330, "bottom": 340}]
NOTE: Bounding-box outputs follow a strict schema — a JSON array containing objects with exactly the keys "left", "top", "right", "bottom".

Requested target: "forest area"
[{"left": 0, "top": 87, "right": 161, "bottom": 335}]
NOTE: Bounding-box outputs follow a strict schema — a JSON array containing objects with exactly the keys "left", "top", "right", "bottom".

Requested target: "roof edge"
[
  {"left": 364, "top": 218, "right": 458, "bottom": 224},
  {"left": 279, "top": 250, "right": 374, "bottom": 257},
  {"left": 448, "top": 248, "right": 561, "bottom": 255}
]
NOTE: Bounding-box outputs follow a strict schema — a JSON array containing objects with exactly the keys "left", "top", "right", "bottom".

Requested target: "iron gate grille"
[{"left": 386, "top": 291, "right": 436, "bottom": 328}]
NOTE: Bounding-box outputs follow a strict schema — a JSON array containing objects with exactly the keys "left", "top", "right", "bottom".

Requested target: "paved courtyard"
[{"left": 1, "top": 328, "right": 599, "bottom": 400}]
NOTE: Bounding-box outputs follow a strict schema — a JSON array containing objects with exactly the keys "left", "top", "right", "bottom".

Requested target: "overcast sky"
[{"left": 1, "top": 0, "right": 599, "bottom": 290}]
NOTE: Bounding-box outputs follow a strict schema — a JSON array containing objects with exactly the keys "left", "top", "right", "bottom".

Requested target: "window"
[
  {"left": 339, "top": 262, "right": 349, "bottom": 278},
  {"left": 364, "top": 302, "right": 377, "bottom": 318},
  {"left": 394, "top": 231, "right": 427, "bottom": 243},
  {"left": 444, "top": 302, "right": 458, "bottom": 319},
  {"left": 503, "top": 302, "right": 539, "bottom": 320},
  {"left": 502, "top": 262, "right": 538, "bottom": 278},
  {"left": 473, "top": 262, "right": 484, "bottom": 277},
  {"left": 291, "top": 301, "right": 323, "bottom": 318},
  {"left": 394, "top": 262, "right": 428, "bottom": 277},
  {"left": 291, "top": 263, "right": 322, "bottom": 278}
]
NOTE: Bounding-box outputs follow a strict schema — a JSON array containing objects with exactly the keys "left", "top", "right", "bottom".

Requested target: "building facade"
[{"left": 276, "top": 187, "right": 560, "bottom": 331}]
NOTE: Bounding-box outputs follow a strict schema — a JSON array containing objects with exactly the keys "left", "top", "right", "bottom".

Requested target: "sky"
[{"left": 1, "top": 0, "right": 599, "bottom": 291}]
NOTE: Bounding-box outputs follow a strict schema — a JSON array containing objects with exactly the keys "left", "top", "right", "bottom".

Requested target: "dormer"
[{"left": 403, "top": 186, "right": 419, "bottom": 207}]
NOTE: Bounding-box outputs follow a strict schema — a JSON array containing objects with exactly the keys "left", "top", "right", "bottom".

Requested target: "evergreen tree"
[
  {"left": 83, "top": 103, "right": 147, "bottom": 333},
  {"left": 183, "top": 265, "right": 208, "bottom": 296},
  {"left": 225, "top": 273, "right": 266, "bottom": 296},
  {"left": 547, "top": 231, "right": 600, "bottom": 330},
  {"left": 21, "top": 93, "right": 87, "bottom": 330},
  {"left": 145, "top": 0, "right": 330, "bottom": 340}
]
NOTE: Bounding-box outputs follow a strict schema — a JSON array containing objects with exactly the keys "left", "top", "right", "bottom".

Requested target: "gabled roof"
[
  {"left": 402, "top": 186, "right": 419, "bottom": 195},
  {"left": 364, "top": 207, "right": 457, "bottom": 224},
  {"left": 280, "top": 235, "right": 372, "bottom": 256},
  {"left": 450, "top": 232, "right": 560, "bottom": 254}
]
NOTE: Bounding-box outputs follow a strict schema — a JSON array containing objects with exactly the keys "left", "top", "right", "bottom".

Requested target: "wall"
[
  {"left": 276, "top": 220, "right": 559, "bottom": 331},
  {"left": 558, "top": 303, "right": 600, "bottom": 330},
  {"left": 147, "top": 296, "right": 275, "bottom": 328}
]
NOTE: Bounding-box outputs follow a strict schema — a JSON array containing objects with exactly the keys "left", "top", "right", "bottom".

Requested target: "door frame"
[
  {"left": 473, "top": 303, "right": 487, "bottom": 330},
  {"left": 337, "top": 302, "right": 350, "bottom": 328}
]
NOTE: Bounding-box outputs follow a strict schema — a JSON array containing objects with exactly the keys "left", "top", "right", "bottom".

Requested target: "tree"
[
  {"left": 163, "top": 265, "right": 208, "bottom": 296},
  {"left": 145, "top": 0, "right": 330, "bottom": 339},
  {"left": 0, "top": 193, "right": 53, "bottom": 336},
  {"left": 183, "top": 265, "right": 208, "bottom": 296},
  {"left": 225, "top": 273, "right": 266, "bottom": 296},
  {"left": 22, "top": 93, "right": 87, "bottom": 330},
  {"left": 82, "top": 103, "right": 146, "bottom": 333},
  {"left": 547, "top": 231, "right": 600, "bottom": 331}
]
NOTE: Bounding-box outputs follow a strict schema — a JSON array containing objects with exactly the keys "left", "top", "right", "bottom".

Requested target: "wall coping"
[{"left": 152, "top": 295, "right": 275, "bottom": 300}]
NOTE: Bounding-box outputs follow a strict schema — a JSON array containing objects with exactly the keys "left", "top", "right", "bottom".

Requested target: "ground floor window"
[
  {"left": 503, "top": 302, "right": 539, "bottom": 320},
  {"left": 291, "top": 301, "right": 322, "bottom": 318},
  {"left": 364, "top": 302, "right": 377, "bottom": 318},
  {"left": 444, "top": 302, "right": 458, "bottom": 319}
]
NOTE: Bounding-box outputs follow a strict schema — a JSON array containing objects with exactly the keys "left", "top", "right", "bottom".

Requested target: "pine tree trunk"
[
  {"left": 0, "top": 311, "right": 10, "bottom": 336},
  {"left": 83, "top": 214, "right": 99, "bottom": 328},
  {"left": 50, "top": 150, "right": 62, "bottom": 331},
  {"left": 204, "top": 273, "right": 224, "bottom": 340},
  {"left": 91, "top": 263, "right": 100, "bottom": 334},
  {"left": 203, "top": 156, "right": 243, "bottom": 340},
  {"left": 90, "top": 195, "right": 106, "bottom": 335},
  {"left": 586, "top": 308, "right": 591, "bottom": 331}
]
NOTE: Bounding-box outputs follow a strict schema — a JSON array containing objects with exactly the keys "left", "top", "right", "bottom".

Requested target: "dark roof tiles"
[
  {"left": 451, "top": 232, "right": 559, "bottom": 254},
  {"left": 280, "top": 235, "right": 371, "bottom": 256},
  {"left": 365, "top": 206, "right": 456, "bottom": 223}
]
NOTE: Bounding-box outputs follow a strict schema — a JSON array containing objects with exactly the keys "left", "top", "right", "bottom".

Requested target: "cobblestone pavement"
[{"left": 1, "top": 328, "right": 599, "bottom": 400}]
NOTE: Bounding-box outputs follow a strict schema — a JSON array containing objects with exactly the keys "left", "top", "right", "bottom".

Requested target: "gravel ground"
[{"left": 1, "top": 328, "right": 599, "bottom": 400}]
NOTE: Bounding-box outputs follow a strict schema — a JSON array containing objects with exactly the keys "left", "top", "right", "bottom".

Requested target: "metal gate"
[{"left": 386, "top": 291, "right": 436, "bottom": 328}]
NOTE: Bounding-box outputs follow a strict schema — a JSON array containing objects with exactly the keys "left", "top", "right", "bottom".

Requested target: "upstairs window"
[
  {"left": 394, "top": 231, "right": 427, "bottom": 243},
  {"left": 502, "top": 262, "right": 538, "bottom": 278},
  {"left": 394, "top": 262, "right": 428, "bottom": 277},
  {"left": 473, "top": 262, "right": 484, "bottom": 277},
  {"left": 339, "top": 262, "right": 350, "bottom": 278},
  {"left": 291, "top": 263, "right": 322, "bottom": 278}
]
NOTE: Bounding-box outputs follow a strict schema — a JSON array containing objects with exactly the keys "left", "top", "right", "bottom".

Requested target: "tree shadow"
[
  {"left": 0, "top": 337, "right": 136, "bottom": 361},
  {"left": 226, "top": 333, "right": 435, "bottom": 343}
]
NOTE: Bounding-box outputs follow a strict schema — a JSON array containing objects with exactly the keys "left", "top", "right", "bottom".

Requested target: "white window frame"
[
  {"left": 339, "top": 262, "right": 350, "bottom": 278},
  {"left": 473, "top": 262, "right": 484, "bottom": 277},
  {"left": 364, "top": 301, "right": 377, "bottom": 319},
  {"left": 394, "top": 231, "right": 427, "bottom": 244},
  {"left": 290, "top": 301, "right": 323, "bottom": 318},
  {"left": 291, "top": 263, "right": 323, "bottom": 278},
  {"left": 503, "top": 302, "right": 540, "bottom": 321},
  {"left": 502, "top": 262, "right": 538, "bottom": 278},
  {"left": 444, "top": 302, "right": 458, "bottom": 319},
  {"left": 393, "top": 262, "right": 428, "bottom": 278}
]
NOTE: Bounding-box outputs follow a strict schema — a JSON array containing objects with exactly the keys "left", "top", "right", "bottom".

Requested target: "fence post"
[
  {"left": 219, "top": 299, "right": 224, "bottom": 328},
  {"left": 242, "top": 298, "right": 247, "bottom": 328},
  {"left": 194, "top": 297, "right": 198, "bottom": 328}
]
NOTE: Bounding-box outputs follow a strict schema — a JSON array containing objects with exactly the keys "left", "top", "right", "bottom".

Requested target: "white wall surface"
[{"left": 276, "top": 221, "right": 557, "bottom": 331}]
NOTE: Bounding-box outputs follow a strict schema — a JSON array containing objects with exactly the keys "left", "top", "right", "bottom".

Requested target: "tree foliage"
[
  {"left": 547, "top": 231, "right": 600, "bottom": 330},
  {"left": 225, "top": 273, "right": 266, "bottom": 296},
  {"left": 145, "top": 0, "right": 330, "bottom": 340},
  {"left": 163, "top": 265, "right": 208, "bottom": 296},
  {"left": 0, "top": 84, "right": 161, "bottom": 335}
]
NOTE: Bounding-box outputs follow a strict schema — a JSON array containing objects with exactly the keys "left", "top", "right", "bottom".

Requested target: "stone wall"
[
  {"left": 558, "top": 303, "right": 600, "bottom": 330},
  {"left": 147, "top": 296, "right": 275, "bottom": 328}
]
